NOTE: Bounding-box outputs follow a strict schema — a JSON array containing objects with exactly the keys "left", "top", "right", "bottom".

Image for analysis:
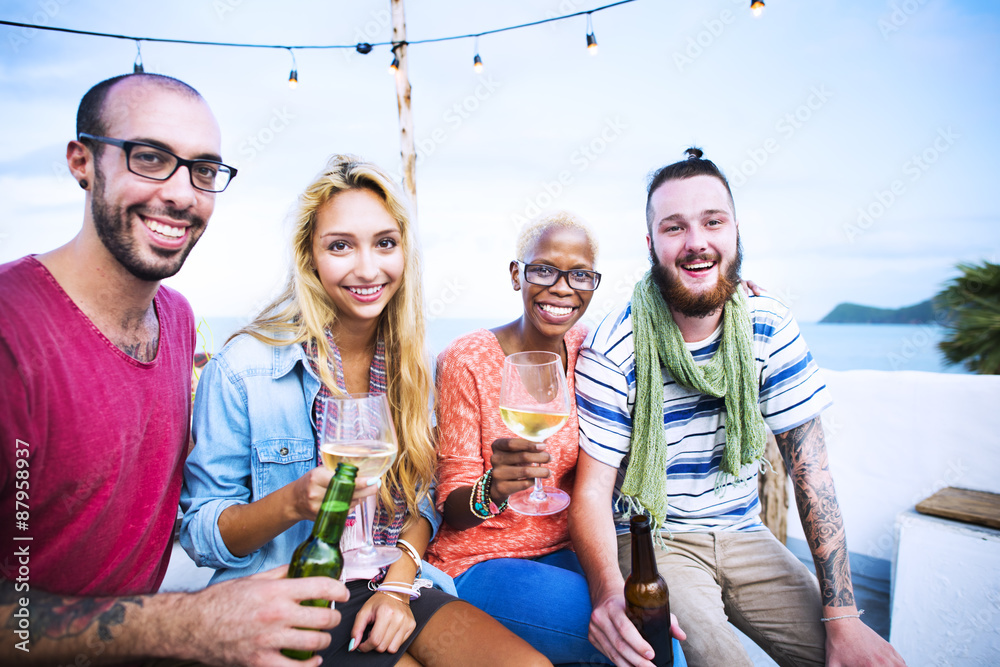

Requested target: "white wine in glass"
[
  {"left": 319, "top": 440, "right": 396, "bottom": 479},
  {"left": 500, "top": 351, "right": 572, "bottom": 515},
  {"left": 318, "top": 393, "right": 400, "bottom": 568}
]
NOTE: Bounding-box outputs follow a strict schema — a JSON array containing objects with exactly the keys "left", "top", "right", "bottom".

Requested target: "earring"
[{"left": 79, "top": 179, "right": 88, "bottom": 189}]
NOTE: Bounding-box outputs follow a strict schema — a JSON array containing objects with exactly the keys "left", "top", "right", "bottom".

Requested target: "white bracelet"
[
  {"left": 821, "top": 609, "right": 864, "bottom": 622},
  {"left": 374, "top": 578, "right": 433, "bottom": 600},
  {"left": 396, "top": 538, "right": 422, "bottom": 575}
]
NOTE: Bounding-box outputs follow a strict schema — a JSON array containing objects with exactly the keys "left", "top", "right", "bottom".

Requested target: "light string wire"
[{"left": 0, "top": 1, "right": 637, "bottom": 54}]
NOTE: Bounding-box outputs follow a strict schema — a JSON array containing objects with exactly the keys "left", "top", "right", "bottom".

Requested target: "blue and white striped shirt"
[{"left": 576, "top": 294, "right": 833, "bottom": 534}]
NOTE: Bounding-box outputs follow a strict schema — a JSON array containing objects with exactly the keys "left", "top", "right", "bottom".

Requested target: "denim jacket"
[{"left": 179, "top": 332, "right": 445, "bottom": 586}]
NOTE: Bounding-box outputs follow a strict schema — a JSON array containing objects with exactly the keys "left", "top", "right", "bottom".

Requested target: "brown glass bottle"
[
  {"left": 624, "top": 514, "right": 673, "bottom": 666},
  {"left": 281, "top": 462, "right": 358, "bottom": 660}
]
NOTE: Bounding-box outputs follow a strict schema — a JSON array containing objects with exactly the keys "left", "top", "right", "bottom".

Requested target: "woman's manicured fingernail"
[
  {"left": 348, "top": 638, "right": 356, "bottom": 651},
  {"left": 366, "top": 478, "right": 379, "bottom": 487}
]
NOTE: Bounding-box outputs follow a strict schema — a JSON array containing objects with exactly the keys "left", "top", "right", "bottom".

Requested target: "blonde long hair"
[{"left": 238, "top": 154, "right": 435, "bottom": 524}]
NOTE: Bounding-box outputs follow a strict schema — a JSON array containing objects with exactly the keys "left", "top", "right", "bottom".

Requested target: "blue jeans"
[{"left": 455, "top": 550, "right": 686, "bottom": 666}]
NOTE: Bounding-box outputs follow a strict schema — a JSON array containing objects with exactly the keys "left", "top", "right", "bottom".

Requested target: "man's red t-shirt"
[{"left": 0, "top": 256, "right": 194, "bottom": 596}]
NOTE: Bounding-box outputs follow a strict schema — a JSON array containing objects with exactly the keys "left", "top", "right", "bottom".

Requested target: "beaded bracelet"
[
  {"left": 820, "top": 609, "right": 864, "bottom": 622},
  {"left": 469, "top": 470, "right": 508, "bottom": 519}
]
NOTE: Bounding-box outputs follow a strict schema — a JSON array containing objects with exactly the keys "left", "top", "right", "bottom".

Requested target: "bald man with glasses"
[{"left": 0, "top": 72, "right": 346, "bottom": 666}]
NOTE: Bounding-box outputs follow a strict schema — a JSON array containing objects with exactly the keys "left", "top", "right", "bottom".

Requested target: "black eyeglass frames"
[
  {"left": 78, "top": 133, "right": 237, "bottom": 193},
  {"left": 516, "top": 261, "right": 601, "bottom": 291}
]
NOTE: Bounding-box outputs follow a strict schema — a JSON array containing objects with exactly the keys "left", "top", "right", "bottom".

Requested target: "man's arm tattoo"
[
  {"left": 775, "top": 418, "right": 856, "bottom": 608},
  {"left": 2, "top": 579, "right": 143, "bottom": 643}
]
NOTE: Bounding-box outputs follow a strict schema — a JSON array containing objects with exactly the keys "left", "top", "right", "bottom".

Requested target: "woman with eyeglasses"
[{"left": 426, "top": 211, "right": 615, "bottom": 665}]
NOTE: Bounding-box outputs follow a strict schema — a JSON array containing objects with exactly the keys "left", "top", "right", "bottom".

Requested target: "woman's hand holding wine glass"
[
  {"left": 318, "top": 393, "right": 401, "bottom": 568},
  {"left": 288, "top": 466, "right": 379, "bottom": 523},
  {"left": 499, "top": 351, "right": 572, "bottom": 515},
  {"left": 487, "top": 437, "right": 553, "bottom": 502}
]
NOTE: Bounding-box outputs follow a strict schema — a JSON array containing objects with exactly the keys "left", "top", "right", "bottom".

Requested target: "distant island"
[{"left": 820, "top": 299, "right": 940, "bottom": 324}]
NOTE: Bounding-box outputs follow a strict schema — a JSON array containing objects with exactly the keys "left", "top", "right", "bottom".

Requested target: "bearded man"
[{"left": 569, "top": 149, "right": 906, "bottom": 667}]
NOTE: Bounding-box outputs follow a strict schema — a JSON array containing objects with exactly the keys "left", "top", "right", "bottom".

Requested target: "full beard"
[
  {"left": 90, "top": 167, "right": 205, "bottom": 282},
  {"left": 650, "top": 237, "right": 743, "bottom": 319}
]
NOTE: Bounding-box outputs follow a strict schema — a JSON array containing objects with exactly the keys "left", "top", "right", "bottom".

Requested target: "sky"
[{"left": 1, "top": 0, "right": 998, "bottom": 326}]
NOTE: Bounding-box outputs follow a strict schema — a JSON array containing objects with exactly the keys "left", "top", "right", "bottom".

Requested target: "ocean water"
[{"left": 195, "top": 316, "right": 967, "bottom": 375}]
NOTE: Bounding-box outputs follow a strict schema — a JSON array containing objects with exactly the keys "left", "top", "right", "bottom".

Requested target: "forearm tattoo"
[
  {"left": 775, "top": 418, "right": 856, "bottom": 608},
  {"left": 2, "top": 579, "right": 143, "bottom": 644}
]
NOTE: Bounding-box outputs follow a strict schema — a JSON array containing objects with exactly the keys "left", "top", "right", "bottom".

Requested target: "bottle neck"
[
  {"left": 630, "top": 525, "right": 659, "bottom": 580},
  {"left": 312, "top": 477, "right": 355, "bottom": 543}
]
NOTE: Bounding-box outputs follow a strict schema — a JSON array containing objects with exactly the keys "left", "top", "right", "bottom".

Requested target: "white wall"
[
  {"left": 785, "top": 369, "right": 1000, "bottom": 562},
  {"left": 890, "top": 511, "right": 1000, "bottom": 665}
]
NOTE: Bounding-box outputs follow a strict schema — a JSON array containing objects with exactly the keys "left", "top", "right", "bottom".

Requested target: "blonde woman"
[{"left": 181, "top": 155, "right": 549, "bottom": 666}]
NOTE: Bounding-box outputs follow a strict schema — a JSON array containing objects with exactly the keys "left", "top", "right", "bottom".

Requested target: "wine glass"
[
  {"left": 318, "top": 392, "right": 401, "bottom": 568},
  {"left": 500, "top": 351, "right": 572, "bottom": 515}
]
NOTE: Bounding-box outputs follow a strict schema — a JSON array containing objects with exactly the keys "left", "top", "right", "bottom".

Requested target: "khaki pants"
[{"left": 617, "top": 530, "right": 826, "bottom": 667}]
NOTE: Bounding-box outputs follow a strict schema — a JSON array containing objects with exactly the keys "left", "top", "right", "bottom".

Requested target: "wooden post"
[
  {"left": 390, "top": 0, "right": 417, "bottom": 223},
  {"left": 758, "top": 430, "right": 788, "bottom": 543}
]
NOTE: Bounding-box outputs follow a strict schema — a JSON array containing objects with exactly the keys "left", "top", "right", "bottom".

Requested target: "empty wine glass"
[{"left": 500, "top": 351, "right": 572, "bottom": 515}]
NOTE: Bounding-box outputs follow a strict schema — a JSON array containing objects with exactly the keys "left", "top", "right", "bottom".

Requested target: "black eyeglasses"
[
  {"left": 78, "top": 133, "right": 237, "bottom": 193},
  {"left": 517, "top": 261, "right": 601, "bottom": 291}
]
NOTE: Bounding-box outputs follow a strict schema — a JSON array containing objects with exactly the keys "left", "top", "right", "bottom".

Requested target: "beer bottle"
[
  {"left": 281, "top": 462, "right": 358, "bottom": 660},
  {"left": 624, "top": 514, "right": 674, "bottom": 666}
]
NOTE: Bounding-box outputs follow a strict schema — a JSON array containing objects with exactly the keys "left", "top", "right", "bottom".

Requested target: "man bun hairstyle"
[{"left": 645, "top": 146, "right": 735, "bottom": 230}]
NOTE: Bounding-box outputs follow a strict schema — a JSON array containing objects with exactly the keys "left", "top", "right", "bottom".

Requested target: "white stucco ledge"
[
  {"left": 786, "top": 369, "right": 1000, "bottom": 563},
  {"left": 890, "top": 510, "right": 1000, "bottom": 665}
]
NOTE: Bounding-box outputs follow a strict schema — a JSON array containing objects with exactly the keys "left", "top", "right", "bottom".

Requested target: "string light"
[
  {"left": 389, "top": 44, "right": 400, "bottom": 74},
  {"left": 287, "top": 48, "right": 298, "bottom": 89},
  {"left": 0, "top": 2, "right": 654, "bottom": 81},
  {"left": 751, "top": 0, "right": 765, "bottom": 18},
  {"left": 133, "top": 40, "right": 144, "bottom": 73},
  {"left": 473, "top": 36, "right": 484, "bottom": 73}
]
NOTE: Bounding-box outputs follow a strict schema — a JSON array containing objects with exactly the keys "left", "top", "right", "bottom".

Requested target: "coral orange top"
[{"left": 427, "top": 326, "right": 587, "bottom": 577}]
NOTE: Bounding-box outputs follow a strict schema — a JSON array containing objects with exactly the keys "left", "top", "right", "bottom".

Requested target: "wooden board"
[{"left": 915, "top": 487, "right": 1000, "bottom": 530}]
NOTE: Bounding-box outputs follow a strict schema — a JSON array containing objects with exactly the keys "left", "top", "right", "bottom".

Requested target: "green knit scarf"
[{"left": 621, "top": 272, "right": 767, "bottom": 535}]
